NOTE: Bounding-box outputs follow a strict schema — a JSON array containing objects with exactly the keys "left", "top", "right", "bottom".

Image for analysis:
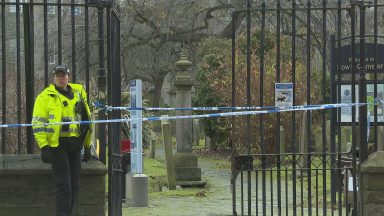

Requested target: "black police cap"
[{"left": 52, "top": 64, "right": 70, "bottom": 75}]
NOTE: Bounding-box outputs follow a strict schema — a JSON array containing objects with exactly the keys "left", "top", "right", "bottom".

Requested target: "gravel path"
[
  {"left": 122, "top": 146, "right": 346, "bottom": 216},
  {"left": 122, "top": 146, "right": 234, "bottom": 216}
]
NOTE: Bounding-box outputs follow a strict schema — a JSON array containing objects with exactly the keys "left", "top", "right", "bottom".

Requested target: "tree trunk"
[{"left": 152, "top": 77, "right": 164, "bottom": 107}]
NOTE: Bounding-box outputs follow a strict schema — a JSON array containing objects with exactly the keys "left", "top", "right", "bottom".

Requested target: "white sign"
[
  {"left": 130, "top": 79, "right": 143, "bottom": 174},
  {"left": 275, "top": 83, "right": 293, "bottom": 106},
  {"left": 339, "top": 84, "right": 384, "bottom": 123},
  {"left": 348, "top": 176, "right": 358, "bottom": 192}
]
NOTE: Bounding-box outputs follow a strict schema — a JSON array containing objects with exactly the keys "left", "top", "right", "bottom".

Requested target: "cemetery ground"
[
  {"left": 122, "top": 141, "right": 234, "bottom": 216},
  {"left": 122, "top": 141, "right": 347, "bottom": 216}
]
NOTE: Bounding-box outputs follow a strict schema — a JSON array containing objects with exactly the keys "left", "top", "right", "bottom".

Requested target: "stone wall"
[
  {"left": 0, "top": 154, "right": 107, "bottom": 216},
  {"left": 360, "top": 151, "right": 384, "bottom": 216}
]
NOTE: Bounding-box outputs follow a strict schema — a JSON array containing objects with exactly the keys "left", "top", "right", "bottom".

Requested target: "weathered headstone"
[
  {"left": 167, "top": 87, "right": 176, "bottom": 107},
  {"left": 341, "top": 127, "right": 350, "bottom": 152},
  {"left": 192, "top": 119, "right": 200, "bottom": 146},
  {"left": 150, "top": 138, "right": 156, "bottom": 159},
  {"left": 205, "top": 136, "right": 211, "bottom": 149},
  {"left": 167, "top": 87, "right": 177, "bottom": 135},
  {"left": 161, "top": 117, "right": 176, "bottom": 190},
  {"left": 298, "top": 113, "right": 309, "bottom": 170}
]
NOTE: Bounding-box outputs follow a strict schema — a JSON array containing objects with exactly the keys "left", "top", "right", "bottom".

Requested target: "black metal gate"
[
  {"left": 0, "top": 1, "right": 122, "bottom": 215},
  {"left": 231, "top": 1, "right": 380, "bottom": 215}
]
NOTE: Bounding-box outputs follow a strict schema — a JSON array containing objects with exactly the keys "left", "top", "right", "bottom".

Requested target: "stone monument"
[{"left": 173, "top": 51, "right": 203, "bottom": 186}]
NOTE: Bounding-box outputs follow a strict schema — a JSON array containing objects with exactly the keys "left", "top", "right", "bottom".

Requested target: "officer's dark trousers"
[{"left": 51, "top": 145, "right": 81, "bottom": 216}]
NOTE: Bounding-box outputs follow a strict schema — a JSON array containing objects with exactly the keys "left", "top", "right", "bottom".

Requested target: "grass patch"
[
  {"left": 143, "top": 157, "right": 168, "bottom": 193},
  {"left": 144, "top": 157, "right": 167, "bottom": 177},
  {"left": 143, "top": 156, "right": 211, "bottom": 199},
  {"left": 207, "top": 158, "right": 231, "bottom": 170}
]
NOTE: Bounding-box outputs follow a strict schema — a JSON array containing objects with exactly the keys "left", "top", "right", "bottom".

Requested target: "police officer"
[{"left": 32, "top": 64, "right": 92, "bottom": 216}]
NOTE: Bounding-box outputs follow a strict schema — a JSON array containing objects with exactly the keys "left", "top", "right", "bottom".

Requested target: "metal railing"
[
  {"left": 0, "top": 1, "right": 122, "bottom": 215},
  {"left": 231, "top": 1, "right": 379, "bottom": 215}
]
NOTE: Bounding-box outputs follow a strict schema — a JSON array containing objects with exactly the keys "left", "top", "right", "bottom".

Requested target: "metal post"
[
  {"left": 1, "top": 0, "right": 6, "bottom": 154},
  {"left": 373, "top": 0, "right": 378, "bottom": 152},
  {"left": 291, "top": 2, "right": 297, "bottom": 215},
  {"left": 85, "top": 0, "right": 90, "bottom": 102},
  {"left": 231, "top": 11, "right": 237, "bottom": 216},
  {"left": 71, "top": 0, "right": 77, "bottom": 82},
  {"left": 23, "top": 2, "right": 34, "bottom": 153},
  {"left": 358, "top": 2, "right": 368, "bottom": 215},
  {"left": 336, "top": 0, "right": 343, "bottom": 212},
  {"left": 16, "top": 0, "right": 22, "bottom": 153},
  {"left": 97, "top": 6, "right": 107, "bottom": 164},
  {"left": 276, "top": 1, "right": 282, "bottom": 215},
  {"left": 110, "top": 7, "right": 122, "bottom": 214},
  {"left": 43, "top": 0, "right": 48, "bottom": 86},
  {"left": 246, "top": 0, "right": 252, "bottom": 215},
  {"left": 330, "top": 34, "right": 337, "bottom": 209},
  {"left": 58, "top": 0, "right": 62, "bottom": 64},
  {"left": 260, "top": 3, "right": 267, "bottom": 215},
  {"left": 350, "top": 3, "right": 358, "bottom": 215},
  {"left": 358, "top": 1, "right": 368, "bottom": 163}
]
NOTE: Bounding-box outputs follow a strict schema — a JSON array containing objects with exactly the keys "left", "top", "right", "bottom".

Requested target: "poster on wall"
[{"left": 339, "top": 84, "right": 384, "bottom": 123}]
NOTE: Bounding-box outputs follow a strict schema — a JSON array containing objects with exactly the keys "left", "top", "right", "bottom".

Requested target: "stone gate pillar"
[
  {"left": 360, "top": 151, "right": 384, "bottom": 216},
  {"left": 173, "top": 52, "right": 202, "bottom": 184}
]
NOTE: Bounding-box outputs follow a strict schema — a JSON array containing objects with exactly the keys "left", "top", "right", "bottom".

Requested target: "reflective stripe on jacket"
[{"left": 32, "top": 83, "right": 92, "bottom": 149}]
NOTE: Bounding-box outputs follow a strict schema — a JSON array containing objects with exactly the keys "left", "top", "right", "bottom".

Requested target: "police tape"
[
  {"left": 0, "top": 102, "right": 370, "bottom": 128},
  {"left": 93, "top": 100, "right": 364, "bottom": 112}
]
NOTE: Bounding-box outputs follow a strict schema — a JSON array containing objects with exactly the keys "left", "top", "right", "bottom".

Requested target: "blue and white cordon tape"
[
  {"left": 0, "top": 101, "right": 376, "bottom": 128},
  {"left": 93, "top": 100, "right": 369, "bottom": 112}
]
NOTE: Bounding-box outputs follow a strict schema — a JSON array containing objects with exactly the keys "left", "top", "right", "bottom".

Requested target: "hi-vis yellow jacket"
[{"left": 32, "top": 83, "right": 92, "bottom": 149}]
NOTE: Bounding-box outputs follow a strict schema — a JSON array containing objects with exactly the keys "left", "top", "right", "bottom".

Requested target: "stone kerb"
[{"left": 360, "top": 151, "right": 384, "bottom": 216}]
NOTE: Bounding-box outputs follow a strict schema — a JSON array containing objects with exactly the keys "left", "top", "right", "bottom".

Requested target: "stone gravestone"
[
  {"left": 341, "top": 126, "right": 351, "bottom": 152},
  {"left": 298, "top": 112, "right": 311, "bottom": 175},
  {"left": 161, "top": 117, "right": 176, "bottom": 190},
  {"left": 167, "top": 87, "right": 176, "bottom": 107},
  {"left": 205, "top": 136, "right": 211, "bottom": 149},
  {"left": 192, "top": 119, "right": 200, "bottom": 146},
  {"left": 167, "top": 87, "right": 177, "bottom": 135}
]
